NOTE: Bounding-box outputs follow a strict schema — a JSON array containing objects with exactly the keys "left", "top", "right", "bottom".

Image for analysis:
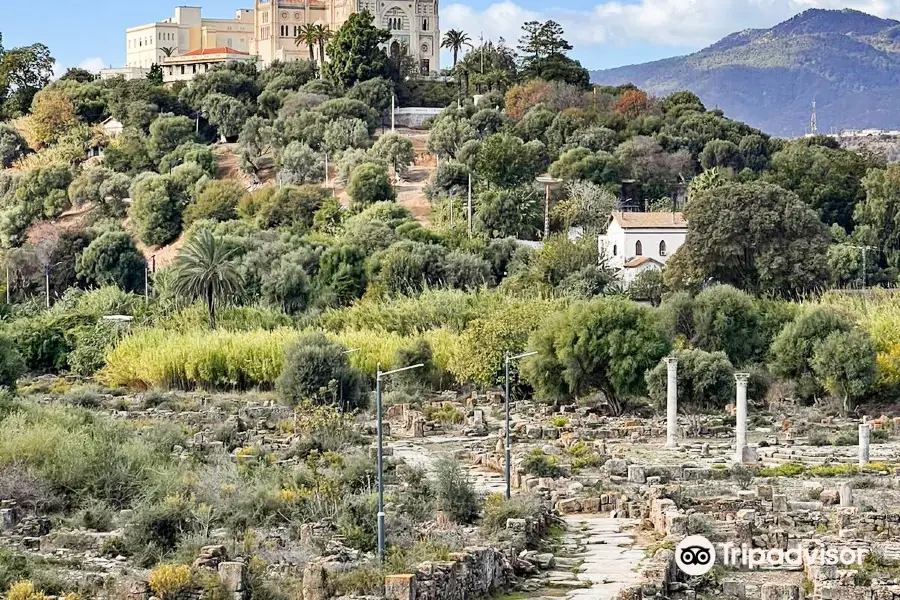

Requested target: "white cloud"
[
  {"left": 78, "top": 57, "right": 106, "bottom": 73},
  {"left": 442, "top": 0, "right": 900, "bottom": 54},
  {"left": 51, "top": 56, "right": 107, "bottom": 80}
]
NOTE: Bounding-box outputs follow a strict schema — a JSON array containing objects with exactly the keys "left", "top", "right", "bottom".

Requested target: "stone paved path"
[
  {"left": 390, "top": 436, "right": 647, "bottom": 598},
  {"left": 538, "top": 515, "right": 646, "bottom": 600}
]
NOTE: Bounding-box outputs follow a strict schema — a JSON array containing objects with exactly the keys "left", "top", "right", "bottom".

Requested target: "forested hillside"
[{"left": 591, "top": 9, "right": 900, "bottom": 136}]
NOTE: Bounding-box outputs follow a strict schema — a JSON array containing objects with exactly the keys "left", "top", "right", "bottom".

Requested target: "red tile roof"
[
  {"left": 611, "top": 211, "right": 687, "bottom": 229},
  {"left": 180, "top": 47, "right": 250, "bottom": 57},
  {"left": 624, "top": 256, "right": 663, "bottom": 268}
]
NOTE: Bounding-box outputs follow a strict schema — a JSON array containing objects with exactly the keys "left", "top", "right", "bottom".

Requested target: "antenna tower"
[{"left": 810, "top": 100, "right": 818, "bottom": 134}]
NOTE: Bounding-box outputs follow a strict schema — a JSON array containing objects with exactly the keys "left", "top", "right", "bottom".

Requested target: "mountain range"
[{"left": 590, "top": 9, "right": 900, "bottom": 137}]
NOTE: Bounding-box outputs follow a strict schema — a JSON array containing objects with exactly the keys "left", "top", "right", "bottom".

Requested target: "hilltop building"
[
  {"left": 598, "top": 212, "right": 688, "bottom": 284},
  {"left": 101, "top": 2, "right": 439, "bottom": 83}
]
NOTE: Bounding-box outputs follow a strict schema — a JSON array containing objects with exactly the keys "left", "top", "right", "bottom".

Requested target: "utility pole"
[
  {"left": 480, "top": 32, "right": 484, "bottom": 74},
  {"left": 810, "top": 99, "right": 817, "bottom": 135},
  {"left": 391, "top": 94, "right": 395, "bottom": 132}
]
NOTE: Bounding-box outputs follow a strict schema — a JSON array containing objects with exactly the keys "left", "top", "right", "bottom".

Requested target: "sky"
[{"left": 3, "top": 0, "right": 900, "bottom": 76}]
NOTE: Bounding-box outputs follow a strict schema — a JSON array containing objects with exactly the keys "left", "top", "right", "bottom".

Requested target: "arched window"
[
  {"left": 635, "top": 240, "right": 643, "bottom": 256},
  {"left": 612, "top": 244, "right": 617, "bottom": 257},
  {"left": 659, "top": 240, "right": 667, "bottom": 256}
]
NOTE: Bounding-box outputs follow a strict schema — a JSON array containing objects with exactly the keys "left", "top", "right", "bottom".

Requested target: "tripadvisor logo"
[
  {"left": 675, "top": 535, "right": 867, "bottom": 576},
  {"left": 675, "top": 535, "right": 716, "bottom": 576}
]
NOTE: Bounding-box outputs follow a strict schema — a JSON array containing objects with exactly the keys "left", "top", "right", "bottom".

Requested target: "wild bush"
[
  {"left": 433, "top": 455, "right": 480, "bottom": 524},
  {"left": 277, "top": 332, "right": 366, "bottom": 408},
  {"left": 521, "top": 449, "right": 566, "bottom": 478}
]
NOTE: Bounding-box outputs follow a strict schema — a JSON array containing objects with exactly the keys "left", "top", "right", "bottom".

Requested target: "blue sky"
[{"left": 3, "top": 0, "right": 898, "bottom": 75}]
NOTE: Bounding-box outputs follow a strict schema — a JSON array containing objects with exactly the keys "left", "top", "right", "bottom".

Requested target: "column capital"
[{"left": 735, "top": 372, "right": 750, "bottom": 383}]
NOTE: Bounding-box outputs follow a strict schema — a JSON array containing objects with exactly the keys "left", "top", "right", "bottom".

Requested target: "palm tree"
[
  {"left": 172, "top": 230, "right": 242, "bottom": 329},
  {"left": 296, "top": 23, "right": 317, "bottom": 64},
  {"left": 441, "top": 30, "right": 472, "bottom": 67},
  {"left": 312, "top": 24, "right": 333, "bottom": 68},
  {"left": 160, "top": 47, "right": 178, "bottom": 57}
]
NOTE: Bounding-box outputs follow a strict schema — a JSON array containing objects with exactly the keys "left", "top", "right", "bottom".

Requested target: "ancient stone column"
[
  {"left": 859, "top": 423, "right": 870, "bottom": 467},
  {"left": 665, "top": 357, "right": 678, "bottom": 449},
  {"left": 735, "top": 373, "right": 750, "bottom": 462},
  {"left": 839, "top": 482, "right": 853, "bottom": 507}
]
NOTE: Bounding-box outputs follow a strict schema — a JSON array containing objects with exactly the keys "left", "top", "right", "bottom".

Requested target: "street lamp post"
[
  {"left": 505, "top": 350, "right": 537, "bottom": 499},
  {"left": 376, "top": 362, "right": 424, "bottom": 562}
]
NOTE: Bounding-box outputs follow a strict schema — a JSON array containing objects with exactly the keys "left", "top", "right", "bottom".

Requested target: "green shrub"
[
  {"left": 833, "top": 431, "right": 858, "bottom": 446},
  {"left": 759, "top": 463, "right": 805, "bottom": 477},
  {"left": 184, "top": 180, "right": 244, "bottom": 225},
  {"left": 125, "top": 498, "right": 195, "bottom": 567},
  {"left": 433, "top": 455, "right": 480, "bottom": 524},
  {"left": 806, "top": 430, "right": 830, "bottom": 446},
  {"left": 481, "top": 493, "right": 539, "bottom": 535},
  {"left": 67, "top": 322, "right": 127, "bottom": 376},
  {"left": 347, "top": 162, "right": 395, "bottom": 208},
  {"left": 329, "top": 564, "right": 383, "bottom": 596},
  {"left": 6, "top": 315, "right": 76, "bottom": 374},
  {"left": 872, "top": 428, "right": 889, "bottom": 443},
  {"left": 521, "top": 449, "right": 566, "bottom": 479},
  {"left": 0, "top": 333, "right": 25, "bottom": 390},
  {"left": 423, "top": 404, "right": 464, "bottom": 425},
  {"left": 277, "top": 332, "right": 366, "bottom": 409},
  {"left": 730, "top": 465, "right": 755, "bottom": 490},
  {"left": 549, "top": 415, "right": 569, "bottom": 428}
]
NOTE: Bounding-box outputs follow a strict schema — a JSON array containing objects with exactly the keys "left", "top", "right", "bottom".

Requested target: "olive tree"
[{"left": 371, "top": 132, "right": 415, "bottom": 179}]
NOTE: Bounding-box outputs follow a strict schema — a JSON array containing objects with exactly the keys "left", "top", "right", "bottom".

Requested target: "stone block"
[
  {"left": 0, "top": 508, "right": 16, "bottom": 530},
  {"left": 542, "top": 426, "right": 559, "bottom": 439},
  {"left": 526, "top": 424, "right": 542, "bottom": 439},
  {"left": 557, "top": 498, "right": 582, "bottom": 514},
  {"left": 605, "top": 458, "right": 628, "bottom": 476},
  {"left": 218, "top": 562, "right": 246, "bottom": 593},
  {"left": 772, "top": 494, "right": 788, "bottom": 513},
  {"left": 736, "top": 509, "right": 755, "bottom": 521},
  {"left": 302, "top": 563, "right": 329, "bottom": 600},
  {"left": 627, "top": 465, "right": 646, "bottom": 484},
  {"left": 384, "top": 574, "right": 416, "bottom": 600},
  {"left": 722, "top": 580, "right": 746, "bottom": 600},
  {"left": 787, "top": 500, "right": 823, "bottom": 512},
  {"left": 761, "top": 584, "right": 800, "bottom": 600},
  {"left": 506, "top": 518, "right": 526, "bottom": 532},
  {"left": 740, "top": 445, "right": 759, "bottom": 464},
  {"left": 582, "top": 497, "right": 600, "bottom": 512}
]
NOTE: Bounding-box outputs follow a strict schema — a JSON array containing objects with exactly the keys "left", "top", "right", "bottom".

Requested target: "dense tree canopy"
[{"left": 667, "top": 181, "right": 830, "bottom": 296}]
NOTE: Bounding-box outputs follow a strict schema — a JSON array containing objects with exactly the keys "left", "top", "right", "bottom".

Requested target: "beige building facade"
[
  {"left": 124, "top": 6, "right": 255, "bottom": 70},
  {"left": 252, "top": 0, "right": 439, "bottom": 74}
]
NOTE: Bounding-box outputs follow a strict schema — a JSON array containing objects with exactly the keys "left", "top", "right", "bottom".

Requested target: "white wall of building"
[{"left": 599, "top": 221, "right": 686, "bottom": 271}]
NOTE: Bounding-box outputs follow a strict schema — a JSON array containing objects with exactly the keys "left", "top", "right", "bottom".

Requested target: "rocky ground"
[{"left": 5, "top": 382, "right": 900, "bottom": 600}]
